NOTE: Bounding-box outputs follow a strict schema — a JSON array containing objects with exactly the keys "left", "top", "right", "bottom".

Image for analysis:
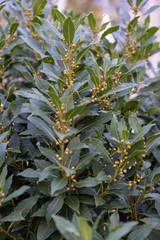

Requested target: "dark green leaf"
[
  {"left": 75, "top": 177, "right": 100, "bottom": 188},
  {"left": 51, "top": 177, "right": 68, "bottom": 195},
  {"left": 37, "top": 219, "right": 56, "bottom": 240},
  {"left": 0, "top": 143, "right": 7, "bottom": 167},
  {"left": 88, "top": 13, "right": 96, "bottom": 30},
  {"left": 32, "top": 0, "right": 47, "bottom": 17},
  {"left": 66, "top": 197, "right": 80, "bottom": 214},
  {"left": 1, "top": 211, "right": 24, "bottom": 222},
  {"left": 131, "top": 124, "right": 155, "bottom": 144},
  {"left": 90, "top": 138, "right": 112, "bottom": 164},
  {"left": 106, "top": 222, "right": 137, "bottom": 240},
  {"left": 129, "top": 114, "right": 141, "bottom": 134},
  {"left": 10, "top": 23, "right": 19, "bottom": 36},
  {"left": 127, "top": 224, "right": 156, "bottom": 240},
  {"left": 28, "top": 116, "right": 56, "bottom": 142},
  {"left": 0, "top": 166, "right": 7, "bottom": 190},
  {"left": 101, "top": 26, "right": 119, "bottom": 40},
  {"left": 3, "top": 186, "right": 30, "bottom": 203},
  {"left": 63, "top": 17, "right": 75, "bottom": 46},
  {"left": 46, "top": 195, "right": 64, "bottom": 222},
  {"left": 52, "top": 215, "right": 80, "bottom": 240},
  {"left": 86, "top": 67, "right": 99, "bottom": 87}
]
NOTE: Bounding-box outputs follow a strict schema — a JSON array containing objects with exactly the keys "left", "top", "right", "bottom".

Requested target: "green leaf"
[
  {"left": 127, "top": 224, "right": 156, "bottom": 240},
  {"left": 144, "top": 5, "right": 160, "bottom": 16},
  {"left": 28, "top": 116, "right": 56, "bottom": 142},
  {"left": 3, "top": 186, "right": 30, "bottom": 203},
  {"left": 18, "top": 169, "right": 39, "bottom": 178},
  {"left": 0, "top": 166, "right": 7, "bottom": 190},
  {"left": 39, "top": 18, "right": 62, "bottom": 39},
  {"left": 77, "top": 217, "right": 92, "bottom": 240},
  {"left": 66, "top": 197, "right": 80, "bottom": 214},
  {"left": 127, "top": 0, "right": 133, "bottom": 7},
  {"left": 38, "top": 146, "right": 59, "bottom": 165},
  {"left": 143, "top": 107, "right": 160, "bottom": 114},
  {"left": 14, "top": 196, "right": 38, "bottom": 217},
  {"left": 100, "top": 84, "right": 136, "bottom": 99},
  {"left": 94, "top": 195, "right": 105, "bottom": 207},
  {"left": 37, "top": 219, "right": 56, "bottom": 240},
  {"left": 52, "top": 215, "right": 80, "bottom": 240},
  {"left": 122, "top": 130, "right": 129, "bottom": 142},
  {"left": 21, "top": 36, "right": 46, "bottom": 58},
  {"left": 136, "top": 0, "right": 143, "bottom": 7},
  {"left": 146, "top": 134, "right": 160, "bottom": 146},
  {"left": 65, "top": 104, "right": 87, "bottom": 121},
  {"left": 41, "top": 63, "right": 59, "bottom": 81},
  {"left": 110, "top": 211, "right": 120, "bottom": 231},
  {"left": 53, "top": 127, "right": 77, "bottom": 141},
  {"left": 97, "top": 171, "right": 112, "bottom": 181},
  {"left": 46, "top": 195, "right": 64, "bottom": 222},
  {"left": 76, "top": 152, "right": 96, "bottom": 171},
  {"left": 54, "top": 9, "right": 66, "bottom": 26},
  {"left": 32, "top": 0, "right": 47, "bottom": 17},
  {"left": 86, "top": 67, "right": 99, "bottom": 87},
  {"left": 127, "top": 150, "right": 146, "bottom": 161},
  {"left": 129, "top": 114, "right": 141, "bottom": 134},
  {"left": 88, "top": 13, "right": 96, "bottom": 30},
  {"left": 80, "top": 112, "right": 113, "bottom": 132},
  {"left": 10, "top": 23, "right": 19, "bottom": 36},
  {"left": 101, "top": 26, "right": 119, "bottom": 40},
  {"left": 152, "top": 173, "right": 160, "bottom": 184},
  {"left": 123, "top": 100, "right": 140, "bottom": 114},
  {"left": 48, "top": 86, "right": 61, "bottom": 111},
  {"left": 0, "top": 143, "right": 7, "bottom": 167},
  {"left": 145, "top": 134, "right": 160, "bottom": 153},
  {"left": 128, "top": 17, "right": 139, "bottom": 31},
  {"left": 90, "top": 138, "right": 112, "bottom": 164},
  {"left": 131, "top": 124, "right": 155, "bottom": 144},
  {"left": 24, "top": 103, "right": 53, "bottom": 125},
  {"left": 99, "top": 22, "right": 109, "bottom": 32},
  {"left": 61, "top": 166, "right": 74, "bottom": 177},
  {"left": 146, "top": 27, "right": 159, "bottom": 39},
  {"left": 75, "top": 177, "right": 100, "bottom": 188},
  {"left": 63, "top": 17, "right": 75, "bottom": 46},
  {"left": 75, "top": 45, "right": 91, "bottom": 64},
  {"left": 120, "top": 62, "right": 145, "bottom": 81},
  {"left": 141, "top": 218, "right": 160, "bottom": 230},
  {"left": 110, "top": 114, "right": 120, "bottom": 142},
  {"left": 106, "top": 222, "right": 137, "bottom": 240},
  {"left": 1, "top": 210, "right": 24, "bottom": 222},
  {"left": 68, "top": 135, "right": 88, "bottom": 151},
  {"left": 51, "top": 177, "right": 68, "bottom": 195}
]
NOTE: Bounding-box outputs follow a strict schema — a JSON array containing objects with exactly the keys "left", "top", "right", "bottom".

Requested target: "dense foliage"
[{"left": 0, "top": 0, "right": 160, "bottom": 239}]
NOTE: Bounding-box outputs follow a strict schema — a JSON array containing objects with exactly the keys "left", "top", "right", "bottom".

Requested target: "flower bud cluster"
[
  {"left": 66, "top": 167, "right": 77, "bottom": 192},
  {"left": 61, "top": 39, "right": 78, "bottom": 87},
  {"left": 0, "top": 190, "right": 5, "bottom": 206},
  {"left": 90, "top": 71, "right": 122, "bottom": 110},
  {"left": 48, "top": 102, "right": 71, "bottom": 135}
]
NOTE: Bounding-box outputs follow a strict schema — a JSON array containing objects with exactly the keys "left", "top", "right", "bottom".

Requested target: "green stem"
[
  {"left": 68, "top": 47, "right": 72, "bottom": 84},
  {"left": 61, "top": 141, "right": 65, "bottom": 166},
  {"left": 0, "top": 225, "right": 21, "bottom": 239}
]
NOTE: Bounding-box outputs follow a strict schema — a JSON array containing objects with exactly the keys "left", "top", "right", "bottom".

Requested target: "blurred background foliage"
[{"left": 51, "top": 0, "right": 160, "bottom": 71}]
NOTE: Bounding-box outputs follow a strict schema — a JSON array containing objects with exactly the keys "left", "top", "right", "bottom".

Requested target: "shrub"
[{"left": 0, "top": 0, "right": 160, "bottom": 239}]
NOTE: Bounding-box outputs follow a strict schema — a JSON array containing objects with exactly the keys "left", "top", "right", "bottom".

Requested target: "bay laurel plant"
[{"left": 0, "top": 0, "right": 160, "bottom": 239}]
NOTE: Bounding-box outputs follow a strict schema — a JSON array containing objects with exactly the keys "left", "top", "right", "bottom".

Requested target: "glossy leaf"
[
  {"left": 51, "top": 177, "right": 68, "bottom": 195},
  {"left": 32, "top": 0, "right": 47, "bottom": 17},
  {"left": 63, "top": 17, "right": 75, "bottom": 46}
]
